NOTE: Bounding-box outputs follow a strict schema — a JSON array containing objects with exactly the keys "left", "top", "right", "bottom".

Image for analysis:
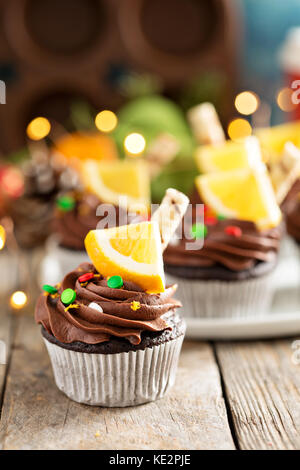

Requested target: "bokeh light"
[
  {"left": 228, "top": 118, "right": 252, "bottom": 142},
  {"left": 277, "top": 88, "right": 297, "bottom": 112},
  {"left": 0, "top": 225, "right": 5, "bottom": 250},
  {"left": 10, "top": 291, "right": 28, "bottom": 310},
  {"left": 124, "top": 133, "right": 146, "bottom": 156},
  {"left": 26, "top": 117, "right": 51, "bottom": 141},
  {"left": 95, "top": 110, "right": 118, "bottom": 133},
  {"left": 235, "top": 91, "right": 259, "bottom": 115},
  {"left": 1, "top": 167, "right": 24, "bottom": 198}
]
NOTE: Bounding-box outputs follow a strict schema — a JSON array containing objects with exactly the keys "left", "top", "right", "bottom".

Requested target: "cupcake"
[
  {"left": 46, "top": 160, "right": 150, "bottom": 279},
  {"left": 164, "top": 167, "right": 282, "bottom": 319},
  {"left": 36, "top": 189, "right": 188, "bottom": 407}
]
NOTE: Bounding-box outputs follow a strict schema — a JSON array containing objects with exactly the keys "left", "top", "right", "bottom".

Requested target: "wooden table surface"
[{"left": 0, "top": 307, "right": 300, "bottom": 450}]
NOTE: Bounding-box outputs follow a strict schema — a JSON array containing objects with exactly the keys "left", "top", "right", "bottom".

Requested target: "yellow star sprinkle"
[
  {"left": 131, "top": 301, "right": 141, "bottom": 311},
  {"left": 64, "top": 303, "right": 80, "bottom": 312}
]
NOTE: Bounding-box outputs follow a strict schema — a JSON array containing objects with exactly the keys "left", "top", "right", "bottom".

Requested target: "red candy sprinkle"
[
  {"left": 78, "top": 273, "right": 94, "bottom": 283},
  {"left": 205, "top": 216, "right": 218, "bottom": 226},
  {"left": 225, "top": 226, "right": 242, "bottom": 237}
]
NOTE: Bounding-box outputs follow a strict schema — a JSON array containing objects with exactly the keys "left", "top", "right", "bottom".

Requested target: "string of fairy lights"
[
  {"left": 1, "top": 85, "right": 296, "bottom": 311},
  {"left": 228, "top": 86, "right": 297, "bottom": 141}
]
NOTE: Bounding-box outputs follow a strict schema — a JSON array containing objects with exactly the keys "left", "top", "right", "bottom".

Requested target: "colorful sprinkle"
[
  {"left": 217, "top": 214, "right": 226, "bottom": 220},
  {"left": 204, "top": 205, "right": 215, "bottom": 217},
  {"left": 131, "top": 301, "right": 141, "bottom": 311},
  {"left": 225, "top": 225, "right": 242, "bottom": 237},
  {"left": 78, "top": 272, "right": 94, "bottom": 283},
  {"left": 107, "top": 275, "right": 124, "bottom": 289},
  {"left": 64, "top": 303, "right": 80, "bottom": 312},
  {"left": 42, "top": 284, "right": 58, "bottom": 295},
  {"left": 191, "top": 223, "right": 208, "bottom": 239},
  {"left": 56, "top": 195, "right": 75, "bottom": 212},
  {"left": 205, "top": 216, "right": 217, "bottom": 226},
  {"left": 88, "top": 302, "right": 103, "bottom": 313},
  {"left": 61, "top": 288, "right": 76, "bottom": 305}
]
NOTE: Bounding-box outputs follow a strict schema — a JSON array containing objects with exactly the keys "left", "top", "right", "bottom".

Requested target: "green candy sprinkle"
[
  {"left": 56, "top": 195, "right": 75, "bottom": 212},
  {"left": 191, "top": 223, "right": 208, "bottom": 239},
  {"left": 107, "top": 275, "right": 124, "bottom": 289},
  {"left": 42, "top": 284, "right": 58, "bottom": 294},
  {"left": 217, "top": 214, "right": 226, "bottom": 220},
  {"left": 61, "top": 288, "right": 76, "bottom": 305}
]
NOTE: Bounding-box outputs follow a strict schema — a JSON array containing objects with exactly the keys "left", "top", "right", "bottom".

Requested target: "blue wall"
[{"left": 239, "top": 0, "right": 300, "bottom": 123}]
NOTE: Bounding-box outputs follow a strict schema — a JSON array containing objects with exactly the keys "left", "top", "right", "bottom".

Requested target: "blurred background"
[
  {"left": 0, "top": 0, "right": 300, "bottom": 311},
  {"left": 0, "top": 0, "right": 299, "bottom": 154}
]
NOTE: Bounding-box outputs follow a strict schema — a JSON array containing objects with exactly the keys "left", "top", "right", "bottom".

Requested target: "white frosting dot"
[{"left": 88, "top": 302, "right": 103, "bottom": 313}]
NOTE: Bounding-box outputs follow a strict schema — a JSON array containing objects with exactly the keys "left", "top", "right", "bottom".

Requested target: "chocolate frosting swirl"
[
  {"left": 286, "top": 197, "right": 300, "bottom": 242},
  {"left": 35, "top": 263, "right": 181, "bottom": 345},
  {"left": 53, "top": 192, "right": 137, "bottom": 251},
  {"left": 164, "top": 205, "right": 281, "bottom": 272}
]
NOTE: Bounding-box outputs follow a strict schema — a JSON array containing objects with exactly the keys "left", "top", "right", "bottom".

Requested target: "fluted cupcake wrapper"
[
  {"left": 166, "top": 271, "right": 276, "bottom": 319},
  {"left": 44, "top": 335, "right": 184, "bottom": 407}
]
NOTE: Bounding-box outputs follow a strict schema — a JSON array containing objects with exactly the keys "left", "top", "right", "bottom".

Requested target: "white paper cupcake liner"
[
  {"left": 44, "top": 334, "right": 184, "bottom": 407},
  {"left": 166, "top": 271, "right": 276, "bottom": 319}
]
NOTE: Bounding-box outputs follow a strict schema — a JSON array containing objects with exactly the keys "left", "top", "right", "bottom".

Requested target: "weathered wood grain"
[
  {"left": 215, "top": 340, "right": 300, "bottom": 450},
  {"left": 0, "top": 303, "right": 14, "bottom": 408},
  {"left": 0, "top": 315, "right": 234, "bottom": 450}
]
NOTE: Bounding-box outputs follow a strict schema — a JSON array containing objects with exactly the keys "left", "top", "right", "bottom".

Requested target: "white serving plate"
[{"left": 185, "top": 237, "right": 300, "bottom": 340}]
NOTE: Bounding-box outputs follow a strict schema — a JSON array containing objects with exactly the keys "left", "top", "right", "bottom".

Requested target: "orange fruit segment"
[
  {"left": 255, "top": 121, "right": 300, "bottom": 164},
  {"left": 54, "top": 132, "right": 118, "bottom": 163},
  {"left": 195, "top": 140, "right": 251, "bottom": 173},
  {"left": 85, "top": 221, "right": 165, "bottom": 293},
  {"left": 80, "top": 159, "right": 150, "bottom": 213},
  {"left": 195, "top": 167, "right": 282, "bottom": 230}
]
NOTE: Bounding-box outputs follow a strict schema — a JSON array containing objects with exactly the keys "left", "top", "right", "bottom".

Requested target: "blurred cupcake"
[
  {"left": 164, "top": 167, "right": 282, "bottom": 319},
  {"left": 6, "top": 156, "right": 76, "bottom": 250},
  {"left": 50, "top": 190, "right": 134, "bottom": 275},
  {"left": 36, "top": 189, "right": 188, "bottom": 406},
  {"left": 46, "top": 160, "right": 150, "bottom": 280}
]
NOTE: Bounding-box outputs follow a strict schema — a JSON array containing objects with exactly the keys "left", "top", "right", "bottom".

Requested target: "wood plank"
[
  {"left": 0, "top": 315, "right": 235, "bottom": 450},
  {"left": 216, "top": 340, "right": 300, "bottom": 450},
  {"left": 0, "top": 303, "right": 14, "bottom": 408}
]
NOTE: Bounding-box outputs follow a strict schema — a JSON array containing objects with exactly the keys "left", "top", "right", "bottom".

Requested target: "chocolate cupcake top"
[
  {"left": 35, "top": 263, "right": 181, "bottom": 345},
  {"left": 164, "top": 205, "right": 281, "bottom": 272},
  {"left": 286, "top": 197, "right": 300, "bottom": 243},
  {"left": 53, "top": 192, "right": 136, "bottom": 251},
  {"left": 8, "top": 159, "right": 76, "bottom": 249}
]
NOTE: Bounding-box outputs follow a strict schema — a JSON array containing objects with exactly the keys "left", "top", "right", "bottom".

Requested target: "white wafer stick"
[
  {"left": 187, "top": 102, "right": 225, "bottom": 145},
  {"left": 145, "top": 133, "right": 179, "bottom": 178},
  {"left": 151, "top": 188, "right": 189, "bottom": 251},
  {"left": 269, "top": 141, "right": 300, "bottom": 204},
  {"left": 244, "top": 136, "right": 266, "bottom": 170}
]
